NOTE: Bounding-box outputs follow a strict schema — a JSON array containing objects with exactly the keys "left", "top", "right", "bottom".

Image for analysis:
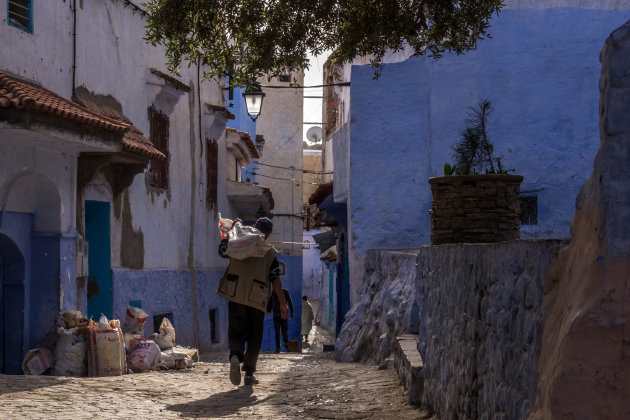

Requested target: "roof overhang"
[
  {"left": 226, "top": 180, "right": 274, "bottom": 220},
  {"left": 309, "top": 181, "right": 333, "bottom": 206},
  {"left": 226, "top": 127, "right": 260, "bottom": 165},
  {"left": 0, "top": 73, "right": 164, "bottom": 161}
]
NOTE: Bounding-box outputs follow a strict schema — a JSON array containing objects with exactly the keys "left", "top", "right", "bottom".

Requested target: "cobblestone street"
[{"left": 0, "top": 327, "right": 428, "bottom": 419}]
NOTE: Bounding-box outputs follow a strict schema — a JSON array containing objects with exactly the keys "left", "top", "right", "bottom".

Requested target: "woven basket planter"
[{"left": 429, "top": 174, "right": 523, "bottom": 245}]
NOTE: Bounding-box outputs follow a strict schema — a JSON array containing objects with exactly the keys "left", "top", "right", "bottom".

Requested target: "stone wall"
[
  {"left": 336, "top": 239, "right": 567, "bottom": 419},
  {"left": 418, "top": 240, "right": 566, "bottom": 419},
  {"left": 429, "top": 175, "right": 523, "bottom": 245},
  {"left": 336, "top": 249, "right": 420, "bottom": 363}
]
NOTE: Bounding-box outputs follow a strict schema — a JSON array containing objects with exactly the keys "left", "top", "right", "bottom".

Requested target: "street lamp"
[{"left": 242, "top": 84, "right": 265, "bottom": 121}]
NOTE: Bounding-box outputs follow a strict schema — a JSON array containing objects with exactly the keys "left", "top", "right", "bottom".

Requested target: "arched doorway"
[{"left": 0, "top": 233, "right": 25, "bottom": 374}]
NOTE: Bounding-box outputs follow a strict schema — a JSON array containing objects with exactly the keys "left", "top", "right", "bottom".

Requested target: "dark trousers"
[
  {"left": 273, "top": 316, "right": 289, "bottom": 350},
  {"left": 228, "top": 301, "right": 265, "bottom": 374}
]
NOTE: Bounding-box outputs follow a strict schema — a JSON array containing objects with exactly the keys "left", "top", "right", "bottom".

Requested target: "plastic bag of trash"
[
  {"left": 53, "top": 327, "right": 87, "bottom": 377},
  {"left": 62, "top": 310, "right": 89, "bottom": 328},
  {"left": 171, "top": 345, "right": 198, "bottom": 360},
  {"left": 122, "top": 305, "right": 148, "bottom": 335},
  {"left": 22, "top": 348, "right": 53, "bottom": 375},
  {"left": 225, "top": 221, "right": 272, "bottom": 260},
  {"left": 218, "top": 213, "right": 233, "bottom": 239},
  {"left": 127, "top": 338, "right": 161, "bottom": 373},
  {"left": 159, "top": 350, "right": 192, "bottom": 369},
  {"left": 87, "top": 317, "right": 126, "bottom": 377},
  {"left": 150, "top": 317, "right": 176, "bottom": 350}
]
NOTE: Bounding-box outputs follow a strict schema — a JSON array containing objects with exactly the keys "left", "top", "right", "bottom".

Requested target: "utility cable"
[
  {"left": 260, "top": 82, "right": 350, "bottom": 89},
  {"left": 256, "top": 161, "right": 332, "bottom": 174},
  {"left": 247, "top": 171, "right": 322, "bottom": 185},
  {"left": 258, "top": 125, "right": 303, "bottom": 163}
]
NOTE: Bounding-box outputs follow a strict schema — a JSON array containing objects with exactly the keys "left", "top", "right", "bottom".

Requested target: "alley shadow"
[
  {"left": 0, "top": 374, "right": 71, "bottom": 395},
  {"left": 166, "top": 386, "right": 269, "bottom": 418}
]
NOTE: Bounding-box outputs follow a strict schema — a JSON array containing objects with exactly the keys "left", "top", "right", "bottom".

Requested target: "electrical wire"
[
  {"left": 256, "top": 161, "right": 332, "bottom": 174},
  {"left": 261, "top": 82, "right": 350, "bottom": 89},
  {"left": 258, "top": 125, "right": 303, "bottom": 163},
  {"left": 247, "top": 171, "right": 322, "bottom": 185}
]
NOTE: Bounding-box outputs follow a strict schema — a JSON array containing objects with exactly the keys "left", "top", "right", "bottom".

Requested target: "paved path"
[{"left": 0, "top": 327, "right": 429, "bottom": 419}]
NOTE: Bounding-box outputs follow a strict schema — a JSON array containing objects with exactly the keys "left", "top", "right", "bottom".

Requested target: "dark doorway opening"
[{"left": 0, "top": 234, "right": 25, "bottom": 374}]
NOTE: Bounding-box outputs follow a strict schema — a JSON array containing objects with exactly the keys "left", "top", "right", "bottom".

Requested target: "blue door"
[
  {"left": 0, "top": 234, "right": 25, "bottom": 374},
  {"left": 85, "top": 201, "right": 112, "bottom": 320}
]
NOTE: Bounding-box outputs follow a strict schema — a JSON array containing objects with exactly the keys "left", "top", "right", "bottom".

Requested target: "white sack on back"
[{"left": 225, "top": 222, "right": 272, "bottom": 260}]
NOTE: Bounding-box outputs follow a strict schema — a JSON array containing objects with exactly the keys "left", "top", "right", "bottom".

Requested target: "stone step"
[{"left": 393, "top": 334, "right": 424, "bottom": 406}]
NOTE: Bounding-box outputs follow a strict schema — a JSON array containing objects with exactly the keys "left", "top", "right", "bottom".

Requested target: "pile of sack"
[{"left": 22, "top": 306, "right": 197, "bottom": 377}]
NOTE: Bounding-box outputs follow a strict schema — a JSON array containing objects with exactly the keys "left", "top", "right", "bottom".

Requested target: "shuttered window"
[
  {"left": 206, "top": 140, "right": 218, "bottom": 207},
  {"left": 8, "top": 0, "right": 33, "bottom": 33},
  {"left": 148, "top": 109, "right": 169, "bottom": 189}
]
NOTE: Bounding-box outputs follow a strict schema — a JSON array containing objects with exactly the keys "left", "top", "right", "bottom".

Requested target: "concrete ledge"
[{"left": 393, "top": 334, "right": 424, "bottom": 406}]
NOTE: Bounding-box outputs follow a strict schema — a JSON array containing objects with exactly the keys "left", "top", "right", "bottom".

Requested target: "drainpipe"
[
  {"left": 198, "top": 58, "right": 203, "bottom": 157},
  {"left": 188, "top": 80, "right": 200, "bottom": 351},
  {"left": 72, "top": 0, "right": 77, "bottom": 98}
]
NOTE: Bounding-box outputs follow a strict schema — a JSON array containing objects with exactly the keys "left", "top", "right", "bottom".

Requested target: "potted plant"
[{"left": 429, "top": 100, "right": 523, "bottom": 245}]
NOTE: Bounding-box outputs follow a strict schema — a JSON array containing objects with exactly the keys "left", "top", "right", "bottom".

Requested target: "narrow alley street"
[{"left": 0, "top": 326, "right": 428, "bottom": 419}]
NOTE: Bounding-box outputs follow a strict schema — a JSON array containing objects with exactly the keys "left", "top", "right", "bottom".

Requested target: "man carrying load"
[{"left": 217, "top": 217, "right": 289, "bottom": 386}]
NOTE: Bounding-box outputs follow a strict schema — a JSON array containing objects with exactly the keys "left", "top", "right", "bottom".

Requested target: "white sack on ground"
[
  {"left": 53, "top": 327, "right": 87, "bottom": 377},
  {"left": 22, "top": 348, "right": 53, "bottom": 375}
]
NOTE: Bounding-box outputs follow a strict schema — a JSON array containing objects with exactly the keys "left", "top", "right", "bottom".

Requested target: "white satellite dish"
[{"left": 306, "top": 126, "right": 322, "bottom": 143}]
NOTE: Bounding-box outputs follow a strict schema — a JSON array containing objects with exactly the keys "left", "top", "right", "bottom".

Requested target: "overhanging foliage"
[{"left": 144, "top": 0, "right": 504, "bottom": 86}]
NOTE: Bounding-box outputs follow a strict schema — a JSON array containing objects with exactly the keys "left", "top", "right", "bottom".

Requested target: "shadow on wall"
[{"left": 529, "top": 20, "right": 630, "bottom": 420}]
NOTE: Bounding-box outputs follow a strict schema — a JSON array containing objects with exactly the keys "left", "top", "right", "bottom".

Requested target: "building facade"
[
  {"left": 252, "top": 73, "right": 305, "bottom": 350},
  {"left": 324, "top": 1, "right": 630, "bottom": 305},
  {"left": 0, "top": 0, "right": 272, "bottom": 372}
]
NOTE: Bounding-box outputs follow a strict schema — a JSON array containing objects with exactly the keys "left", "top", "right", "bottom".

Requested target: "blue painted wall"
[
  {"left": 195, "top": 269, "right": 229, "bottom": 351},
  {"left": 112, "top": 269, "right": 195, "bottom": 345},
  {"left": 227, "top": 86, "right": 256, "bottom": 140},
  {"left": 261, "top": 254, "right": 303, "bottom": 351},
  {"left": 29, "top": 233, "right": 60, "bottom": 349},
  {"left": 59, "top": 234, "right": 78, "bottom": 313},
  {"left": 348, "top": 8, "right": 630, "bottom": 257},
  {"left": 112, "top": 268, "right": 229, "bottom": 351},
  {"left": 227, "top": 85, "right": 259, "bottom": 184}
]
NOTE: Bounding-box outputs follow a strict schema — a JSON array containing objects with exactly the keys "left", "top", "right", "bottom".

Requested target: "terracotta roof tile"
[
  {"left": 73, "top": 87, "right": 165, "bottom": 160},
  {"left": 0, "top": 72, "right": 127, "bottom": 133},
  {"left": 0, "top": 72, "right": 165, "bottom": 160}
]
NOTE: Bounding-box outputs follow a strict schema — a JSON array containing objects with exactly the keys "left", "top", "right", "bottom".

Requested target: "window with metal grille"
[
  {"left": 153, "top": 312, "right": 173, "bottom": 333},
  {"left": 148, "top": 109, "right": 169, "bottom": 188},
  {"left": 278, "top": 74, "right": 291, "bottom": 83},
  {"left": 520, "top": 195, "right": 538, "bottom": 225},
  {"left": 206, "top": 140, "right": 218, "bottom": 207},
  {"left": 209, "top": 308, "right": 219, "bottom": 344},
  {"left": 8, "top": 0, "right": 32, "bottom": 33}
]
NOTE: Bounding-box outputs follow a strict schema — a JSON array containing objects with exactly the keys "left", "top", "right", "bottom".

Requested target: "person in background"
[
  {"left": 273, "top": 288, "right": 294, "bottom": 353},
  {"left": 217, "top": 217, "right": 288, "bottom": 386},
  {"left": 301, "top": 295, "right": 314, "bottom": 343}
]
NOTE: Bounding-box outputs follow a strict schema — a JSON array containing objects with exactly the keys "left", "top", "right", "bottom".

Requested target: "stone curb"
[{"left": 393, "top": 334, "right": 424, "bottom": 406}]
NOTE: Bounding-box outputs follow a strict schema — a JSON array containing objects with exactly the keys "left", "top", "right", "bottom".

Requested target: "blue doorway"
[
  {"left": 85, "top": 201, "right": 112, "bottom": 320},
  {"left": 0, "top": 234, "right": 26, "bottom": 374}
]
